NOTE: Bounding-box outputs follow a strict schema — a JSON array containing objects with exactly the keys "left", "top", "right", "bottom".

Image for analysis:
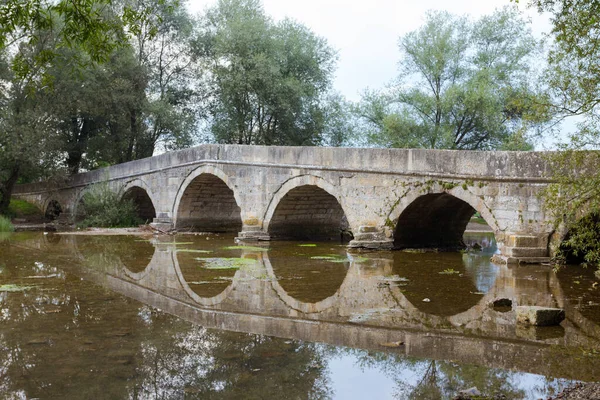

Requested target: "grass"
[
  {"left": 7, "top": 199, "right": 42, "bottom": 218},
  {"left": 0, "top": 216, "right": 14, "bottom": 232}
]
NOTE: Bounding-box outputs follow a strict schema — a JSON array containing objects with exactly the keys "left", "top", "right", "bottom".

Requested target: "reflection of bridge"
[
  {"left": 36, "top": 234, "right": 600, "bottom": 381},
  {"left": 14, "top": 145, "right": 554, "bottom": 262}
]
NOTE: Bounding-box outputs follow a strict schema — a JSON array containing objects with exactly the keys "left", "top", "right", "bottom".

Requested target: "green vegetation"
[
  {"left": 77, "top": 183, "right": 141, "bottom": 228},
  {"left": 0, "top": 284, "right": 33, "bottom": 292},
  {"left": 438, "top": 268, "right": 460, "bottom": 275},
  {"left": 356, "top": 7, "right": 548, "bottom": 150},
  {"left": 0, "top": 216, "right": 14, "bottom": 232},
  {"left": 7, "top": 199, "right": 41, "bottom": 218},
  {"left": 195, "top": 257, "right": 258, "bottom": 270},
  {"left": 223, "top": 245, "right": 269, "bottom": 252},
  {"left": 520, "top": 0, "right": 600, "bottom": 268}
]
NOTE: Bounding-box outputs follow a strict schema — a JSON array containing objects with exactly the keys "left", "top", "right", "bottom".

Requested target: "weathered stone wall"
[{"left": 13, "top": 144, "right": 555, "bottom": 262}]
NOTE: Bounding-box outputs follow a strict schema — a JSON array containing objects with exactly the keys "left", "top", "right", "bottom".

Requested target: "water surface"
[{"left": 1, "top": 232, "right": 599, "bottom": 399}]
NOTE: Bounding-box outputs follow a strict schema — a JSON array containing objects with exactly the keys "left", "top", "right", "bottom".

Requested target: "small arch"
[
  {"left": 44, "top": 199, "right": 63, "bottom": 221},
  {"left": 389, "top": 185, "right": 498, "bottom": 250},
  {"left": 122, "top": 186, "right": 156, "bottom": 223},
  {"left": 173, "top": 166, "right": 242, "bottom": 232},
  {"left": 264, "top": 175, "right": 352, "bottom": 241}
]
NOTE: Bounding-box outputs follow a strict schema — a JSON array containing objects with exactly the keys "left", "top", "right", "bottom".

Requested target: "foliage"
[
  {"left": 78, "top": 182, "right": 141, "bottom": 228},
  {"left": 0, "top": 215, "right": 14, "bottom": 232},
  {"left": 519, "top": 0, "right": 600, "bottom": 267},
  {"left": 198, "top": 0, "right": 338, "bottom": 146},
  {"left": 357, "top": 7, "right": 549, "bottom": 150}
]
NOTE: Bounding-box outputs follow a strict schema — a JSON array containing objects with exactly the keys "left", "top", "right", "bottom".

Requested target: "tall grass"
[
  {"left": 78, "top": 183, "right": 141, "bottom": 228},
  {"left": 0, "top": 215, "right": 14, "bottom": 232}
]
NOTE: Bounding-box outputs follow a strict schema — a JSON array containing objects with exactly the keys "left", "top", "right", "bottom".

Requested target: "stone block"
[{"left": 516, "top": 306, "right": 565, "bottom": 326}]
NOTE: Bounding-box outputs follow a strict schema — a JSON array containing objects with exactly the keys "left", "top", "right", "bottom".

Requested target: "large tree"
[
  {"left": 198, "top": 0, "right": 337, "bottom": 146},
  {"left": 358, "top": 7, "right": 548, "bottom": 150},
  {"left": 522, "top": 0, "right": 600, "bottom": 266}
]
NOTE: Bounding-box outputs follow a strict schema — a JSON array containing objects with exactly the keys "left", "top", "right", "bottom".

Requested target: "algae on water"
[
  {"left": 223, "top": 245, "right": 268, "bottom": 252},
  {"left": 195, "top": 257, "right": 258, "bottom": 270},
  {"left": 0, "top": 284, "right": 35, "bottom": 292}
]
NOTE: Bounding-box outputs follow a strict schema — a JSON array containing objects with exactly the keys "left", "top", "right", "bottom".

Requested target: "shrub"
[
  {"left": 0, "top": 215, "right": 14, "bottom": 232},
  {"left": 78, "top": 183, "right": 141, "bottom": 228}
]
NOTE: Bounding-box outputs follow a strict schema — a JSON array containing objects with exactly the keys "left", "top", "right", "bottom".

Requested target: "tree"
[
  {"left": 522, "top": 0, "right": 600, "bottom": 266},
  {"left": 358, "top": 7, "right": 548, "bottom": 150},
  {"left": 198, "top": 0, "right": 337, "bottom": 146}
]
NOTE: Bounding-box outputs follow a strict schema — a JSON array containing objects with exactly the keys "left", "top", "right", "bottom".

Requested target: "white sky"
[{"left": 186, "top": 0, "right": 552, "bottom": 102}]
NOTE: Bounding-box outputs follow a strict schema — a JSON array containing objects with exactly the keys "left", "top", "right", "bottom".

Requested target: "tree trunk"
[{"left": 0, "top": 164, "right": 21, "bottom": 216}]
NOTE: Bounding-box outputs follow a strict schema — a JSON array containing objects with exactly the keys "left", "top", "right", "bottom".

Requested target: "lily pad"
[
  {"left": 439, "top": 268, "right": 460, "bottom": 275},
  {"left": 298, "top": 244, "right": 317, "bottom": 247},
  {"left": 195, "top": 257, "right": 258, "bottom": 270},
  {"left": 0, "top": 284, "right": 34, "bottom": 292},
  {"left": 223, "top": 245, "right": 268, "bottom": 252}
]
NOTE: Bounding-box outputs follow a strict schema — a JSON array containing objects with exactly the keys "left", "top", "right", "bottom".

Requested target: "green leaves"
[
  {"left": 358, "top": 6, "right": 546, "bottom": 151},
  {"left": 200, "top": 0, "right": 336, "bottom": 146}
]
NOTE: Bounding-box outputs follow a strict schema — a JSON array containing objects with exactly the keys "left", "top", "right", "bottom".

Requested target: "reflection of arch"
[
  {"left": 173, "top": 165, "right": 242, "bottom": 232},
  {"left": 264, "top": 251, "right": 353, "bottom": 314},
  {"left": 172, "top": 249, "right": 238, "bottom": 306},
  {"left": 121, "top": 179, "right": 158, "bottom": 223},
  {"left": 264, "top": 175, "right": 352, "bottom": 240},
  {"left": 44, "top": 199, "right": 63, "bottom": 220},
  {"left": 389, "top": 184, "right": 498, "bottom": 249}
]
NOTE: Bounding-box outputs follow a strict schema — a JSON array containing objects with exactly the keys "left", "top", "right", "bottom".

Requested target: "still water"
[{"left": 1, "top": 232, "right": 599, "bottom": 399}]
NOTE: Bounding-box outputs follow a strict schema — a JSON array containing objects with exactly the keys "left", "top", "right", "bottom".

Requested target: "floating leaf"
[
  {"left": 0, "top": 284, "right": 34, "bottom": 292},
  {"left": 298, "top": 244, "right": 317, "bottom": 247},
  {"left": 195, "top": 257, "right": 257, "bottom": 270},
  {"left": 223, "top": 246, "right": 268, "bottom": 251}
]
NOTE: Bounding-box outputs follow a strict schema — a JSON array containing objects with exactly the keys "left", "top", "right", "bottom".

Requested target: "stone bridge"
[{"left": 14, "top": 145, "right": 555, "bottom": 263}]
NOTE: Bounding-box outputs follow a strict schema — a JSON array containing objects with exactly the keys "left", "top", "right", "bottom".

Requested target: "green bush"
[
  {"left": 0, "top": 215, "right": 14, "bottom": 232},
  {"left": 557, "top": 212, "right": 600, "bottom": 268},
  {"left": 78, "top": 183, "right": 141, "bottom": 228}
]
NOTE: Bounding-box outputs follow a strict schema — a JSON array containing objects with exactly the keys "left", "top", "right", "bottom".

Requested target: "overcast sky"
[{"left": 187, "top": 0, "right": 552, "bottom": 102}]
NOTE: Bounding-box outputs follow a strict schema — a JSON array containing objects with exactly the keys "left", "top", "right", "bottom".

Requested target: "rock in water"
[{"left": 516, "top": 306, "right": 565, "bottom": 326}]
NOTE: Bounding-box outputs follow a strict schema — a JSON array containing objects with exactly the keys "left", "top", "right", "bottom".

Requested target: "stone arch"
[
  {"left": 44, "top": 198, "right": 63, "bottom": 221},
  {"left": 120, "top": 179, "right": 157, "bottom": 223},
  {"left": 173, "top": 165, "right": 242, "bottom": 232},
  {"left": 388, "top": 183, "right": 499, "bottom": 250},
  {"left": 263, "top": 175, "right": 353, "bottom": 241}
]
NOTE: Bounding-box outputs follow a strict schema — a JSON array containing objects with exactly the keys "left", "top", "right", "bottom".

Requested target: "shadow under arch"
[
  {"left": 44, "top": 198, "right": 63, "bottom": 221},
  {"left": 388, "top": 184, "right": 499, "bottom": 250},
  {"left": 263, "top": 175, "right": 353, "bottom": 241},
  {"left": 173, "top": 165, "right": 242, "bottom": 232},
  {"left": 120, "top": 179, "right": 158, "bottom": 223}
]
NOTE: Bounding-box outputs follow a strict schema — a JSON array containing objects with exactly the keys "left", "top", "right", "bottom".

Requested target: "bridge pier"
[
  {"left": 150, "top": 213, "right": 174, "bottom": 232},
  {"left": 494, "top": 233, "right": 551, "bottom": 264},
  {"left": 348, "top": 226, "right": 394, "bottom": 250}
]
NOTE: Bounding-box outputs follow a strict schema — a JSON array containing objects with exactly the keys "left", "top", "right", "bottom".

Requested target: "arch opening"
[
  {"left": 268, "top": 185, "right": 352, "bottom": 241},
  {"left": 45, "top": 200, "right": 62, "bottom": 221},
  {"left": 394, "top": 193, "right": 492, "bottom": 250},
  {"left": 176, "top": 173, "right": 242, "bottom": 232},
  {"left": 123, "top": 186, "right": 156, "bottom": 223}
]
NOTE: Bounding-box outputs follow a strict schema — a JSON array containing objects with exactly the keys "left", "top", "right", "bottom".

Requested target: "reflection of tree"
[
  {"left": 348, "top": 349, "right": 527, "bottom": 399},
  {"left": 126, "top": 324, "right": 333, "bottom": 399},
  {"left": 0, "top": 236, "right": 334, "bottom": 399}
]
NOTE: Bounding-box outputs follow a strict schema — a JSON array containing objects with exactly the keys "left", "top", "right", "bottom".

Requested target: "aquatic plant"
[
  {"left": 195, "top": 257, "right": 258, "bottom": 270},
  {"left": 223, "top": 245, "right": 268, "bottom": 251}
]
